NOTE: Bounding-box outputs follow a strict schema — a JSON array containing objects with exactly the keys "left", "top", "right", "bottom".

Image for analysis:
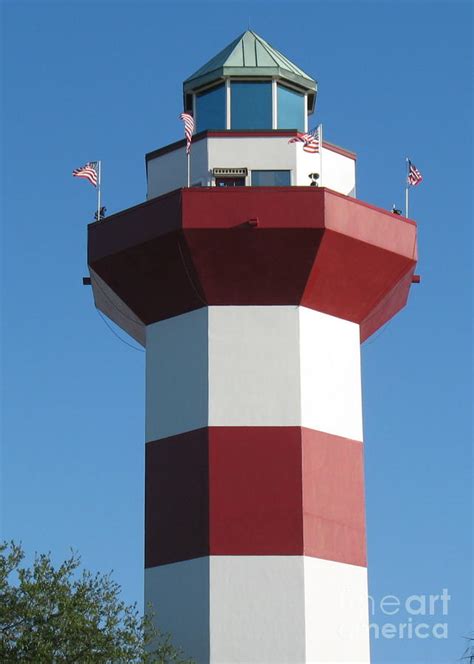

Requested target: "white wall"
[
  {"left": 304, "top": 557, "right": 370, "bottom": 663},
  {"left": 299, "top": 308, "right": 363, "bottom": 441},
  {"left": 210, "top": 556, "right": 306, "bottom": 663},
  {"left": 145, "top": 558, "right": 210, "bottom": 664},
  {"left": 297, "top": 144, "right": 356, "bottom": 194},
  {"left": 147, "top": 136, "right": 356, "bottom": 199},
  {"left": 208, "top": 306, "right": 301, "bottom": 427},
  {"left": 146, "top": 308, "right": 208, "bottom": 442},
  {"left": 207, "top": 135, "right": 298, "bottom": 185},
  {"left": 147, "top": 137, "right": 209, "bottom": 198},
  {"left": 146, "top": 306, "right": 362, "bottom": 442},
  {"left": 146, "top": 556, "right": 370, "bottom": 664}
]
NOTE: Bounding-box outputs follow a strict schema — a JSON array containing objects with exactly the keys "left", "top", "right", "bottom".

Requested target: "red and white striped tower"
[{"left": 87, "top": 31, "right": 418, "bottom": 664}]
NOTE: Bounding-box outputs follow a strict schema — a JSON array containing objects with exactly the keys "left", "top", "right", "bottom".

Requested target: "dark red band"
[{"left": 145, "top": 427, "right": 366, "bottom": 569}]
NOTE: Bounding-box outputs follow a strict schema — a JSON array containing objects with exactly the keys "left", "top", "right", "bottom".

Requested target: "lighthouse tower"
[{"left": 87, "top": 31, "right": 417, "bottom": 664}]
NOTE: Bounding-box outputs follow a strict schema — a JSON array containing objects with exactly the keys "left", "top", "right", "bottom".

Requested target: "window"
[
  {"left": 196, "top": 83, "right": 226, "bottom": 131},
  {"left": 251, "top": 170, "right": 291, "bottom": 187},
  {"left": 215, "top": 177, "right": 246, "bottom": 187},
  {"left": 231, "top": 81, "right": 272, "bottom": 129},
  {"left": 277, "top": 84, "right": 305, "bottom": 131}
]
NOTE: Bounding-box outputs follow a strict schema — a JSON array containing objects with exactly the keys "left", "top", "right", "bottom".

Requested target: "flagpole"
[
  {"left": 319, "top": 123, "right": 323, "bottom": 187},
  {"left": 405, "top": 157, "right": 409, "bottom": 218},
  {"left": 187, "top": 150, "right": 190, "bottom": 188},
  {"left": 97, "top": 160, "right": 102, "bottom": 221}
]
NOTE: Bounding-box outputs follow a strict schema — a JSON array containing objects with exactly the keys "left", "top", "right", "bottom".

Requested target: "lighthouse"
[{"left": 87, "top": 31, "right": 417, "bottom": 664}]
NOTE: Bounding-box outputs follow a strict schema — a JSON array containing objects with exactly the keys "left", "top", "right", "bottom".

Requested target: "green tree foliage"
[
  {"left": 0, "top": 542, "right": 194, "bottom": 664},
  {"left": 462, "top": 636, "right": 474, "bottom": 663}
]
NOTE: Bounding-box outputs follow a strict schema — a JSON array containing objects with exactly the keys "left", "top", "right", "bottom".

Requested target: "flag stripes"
[
  {"left": 288, "top": 126, "right": 320, "bottom": 153},
  {"left": 72, "top": 161, "right": 99, "bottom": 187},
  {"left": 179, "top": 112, "right": 195, "bottom": 155},
  {"left": 407, "top": 160, "right": 423, "bottom": 186}
]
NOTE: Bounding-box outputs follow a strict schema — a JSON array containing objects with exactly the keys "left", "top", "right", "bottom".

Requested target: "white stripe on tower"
[
  {"left": 146, "top": 306, "right": 362, "bottom": 440},
  {"left": 144, "top": 306, "right": 370, "bottom": 663}
]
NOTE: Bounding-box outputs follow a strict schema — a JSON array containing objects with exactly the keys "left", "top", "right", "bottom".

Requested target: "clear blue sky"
[{"left": 1, "top": 1, "right": 472, "bottom": 662}]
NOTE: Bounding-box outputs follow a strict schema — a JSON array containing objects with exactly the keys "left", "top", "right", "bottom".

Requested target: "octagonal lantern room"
[
  {"left": 182, "top": 30, "right": 317, "bottom": 133},
  {"left": 146, "top": 31, "right": 355, "bottom": 198}
]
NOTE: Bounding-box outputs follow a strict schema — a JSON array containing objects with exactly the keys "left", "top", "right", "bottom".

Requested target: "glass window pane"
[
  {"left": 215, "top": 177, "right": 246, "bottom": 187},
  {"left": 196, "top": 84, "right": 226, "bottom": 131},
  {"left": 277, "top": 84, "right": 305, "bottom": 131},
  {"left": 251, "top": 170, "right": 291, "bottom": 186},
  {"left": 231, "top": 81, "right": 272, "bottom": 130}
]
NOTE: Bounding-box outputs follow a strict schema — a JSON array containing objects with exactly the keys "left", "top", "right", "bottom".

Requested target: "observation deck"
[{"left": 87, "top": 186, "right": 417, "bottom": 346}]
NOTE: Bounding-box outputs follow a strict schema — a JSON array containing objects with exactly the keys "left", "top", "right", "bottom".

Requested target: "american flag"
[
  {"left": 179, "top": 112, "right": 195, "bottom": 155},
  {"left": 72, "top": 161, "right": 99, "bottom": 187},
  {"left": 407, "top": 160, "right": 423, "bottom": 186},
  {"left": 288, "top": 126, "right": 320, "bottom": 153}
]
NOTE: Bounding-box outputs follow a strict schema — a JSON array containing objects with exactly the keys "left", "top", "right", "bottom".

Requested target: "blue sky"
[{"left": 1, "top": 1, "right": 472, "bottom": 662}]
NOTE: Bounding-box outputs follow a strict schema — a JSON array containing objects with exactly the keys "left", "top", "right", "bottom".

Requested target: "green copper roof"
[{"left": 183, "top": 30, "right": 317, "bottom": 95}]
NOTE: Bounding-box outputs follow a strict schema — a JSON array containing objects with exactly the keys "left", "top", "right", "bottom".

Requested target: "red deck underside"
[{"left": 88, "top": 187, "right": 417, "bottom": 342}]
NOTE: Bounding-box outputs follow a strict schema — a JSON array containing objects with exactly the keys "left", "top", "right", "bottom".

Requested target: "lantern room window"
[
  {"left": 231, "top": 81, "right": 272, "bottom": 130},
  {"left": 194, "top": 79, "right": 309, "bottom": 132},
  {"left": 277, "top": 84, "right": 305, "bottom": 131},
  {"left": 196, "top": 83, "right": 226, "bottom": 131}
]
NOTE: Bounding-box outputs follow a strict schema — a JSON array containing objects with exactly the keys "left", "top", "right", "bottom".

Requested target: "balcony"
[{"left": 88, "top": 186, "right": 417, "bottom": 345}]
